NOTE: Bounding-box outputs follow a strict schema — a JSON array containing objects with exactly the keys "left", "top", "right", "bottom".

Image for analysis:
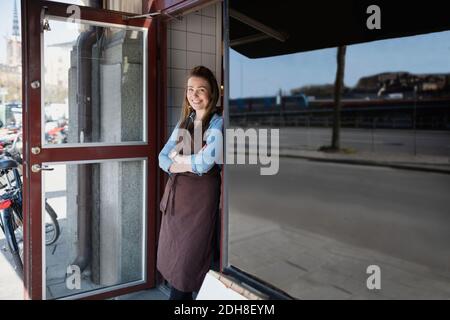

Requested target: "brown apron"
[{"left": 157, "top": 164, "right": 221, "bottom": 292}]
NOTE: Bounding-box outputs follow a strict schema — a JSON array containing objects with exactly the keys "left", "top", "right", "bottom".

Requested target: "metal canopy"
[{"left": 229, "top": 0, "right": 450, "bottom": 58}]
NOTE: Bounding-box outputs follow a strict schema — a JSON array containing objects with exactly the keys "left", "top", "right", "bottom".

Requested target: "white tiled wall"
[{"left": 166, "top": 3, "right": 222, "bottom": 133}]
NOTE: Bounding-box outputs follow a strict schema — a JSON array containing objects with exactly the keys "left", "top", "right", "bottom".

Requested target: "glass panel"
[
  {"left": 228, "top": 30, "right": 450, "bottom": 299},
  {"left": 42, "top": 16, "right": 147, "bottom": 146},
  {"left": 43, "top": 159, "right": 146, "bottom": 299}
]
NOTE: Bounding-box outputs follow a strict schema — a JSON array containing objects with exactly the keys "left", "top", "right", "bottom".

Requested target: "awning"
[{"left": 229, "top": 0, "right": 450, "bottom": 58}]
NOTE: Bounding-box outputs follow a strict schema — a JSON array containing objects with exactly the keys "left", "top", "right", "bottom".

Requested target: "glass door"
[{"left": 22, "top": 0, "right": 157, "bottom": 299}]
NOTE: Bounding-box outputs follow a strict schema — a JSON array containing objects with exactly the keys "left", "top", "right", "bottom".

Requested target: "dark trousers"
[{"left": 169, "top": 286, "right": 193, "bottom": 300}]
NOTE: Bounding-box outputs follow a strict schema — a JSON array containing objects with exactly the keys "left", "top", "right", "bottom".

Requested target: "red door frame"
[{"left": 22, "top": 0, "right": 157, "bottom": 300}]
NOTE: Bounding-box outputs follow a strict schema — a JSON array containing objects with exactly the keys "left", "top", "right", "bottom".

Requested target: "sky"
[
  {"left": 0, "top": 0, "right": 84, "bottom": 64},
  {"left": 230, "top": 30, "right": 450, "bottom": 98},
  {"left": 0, "top": 0, "right": 21, "bottom": 64}
]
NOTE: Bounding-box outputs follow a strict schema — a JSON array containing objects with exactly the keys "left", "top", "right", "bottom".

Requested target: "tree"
[{"left": 331, "top": 45, "right": 347, "bottom": 151}]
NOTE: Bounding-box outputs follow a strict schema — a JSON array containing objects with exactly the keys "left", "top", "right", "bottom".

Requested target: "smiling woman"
[
  {"left": 187, "top": 76, "right": 211, "bottom": 119},
  {"left": 157, "top": 65, "right": 223, "bottom": 300}
]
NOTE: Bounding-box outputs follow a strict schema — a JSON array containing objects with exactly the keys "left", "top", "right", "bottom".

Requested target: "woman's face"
[{"left": 187, "top": 76, "right": 211, "bottom": 112}]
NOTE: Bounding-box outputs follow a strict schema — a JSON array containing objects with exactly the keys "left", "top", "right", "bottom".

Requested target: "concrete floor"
[{"left": 114, "top": 286, "right": 169, "bottom": 300}]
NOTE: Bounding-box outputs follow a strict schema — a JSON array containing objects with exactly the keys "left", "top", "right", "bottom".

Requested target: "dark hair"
[{"left": 178, "top": 66, "right": 221, "bottom": 134}]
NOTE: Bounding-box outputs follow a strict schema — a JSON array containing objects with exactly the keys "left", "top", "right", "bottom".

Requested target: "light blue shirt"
[{"left": 158, "top": 113, "right": 223, "bottom": 176}]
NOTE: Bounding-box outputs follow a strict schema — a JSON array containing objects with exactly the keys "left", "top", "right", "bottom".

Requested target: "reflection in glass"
[
  {"left": 43, "top": 160, "right": 145, "bottom": 299},
  {"left": 228, "top": 30, "right": 450, "bottom": 299},
  {"left": 43, "top": 17, "right": 146, "bottom": 145}
]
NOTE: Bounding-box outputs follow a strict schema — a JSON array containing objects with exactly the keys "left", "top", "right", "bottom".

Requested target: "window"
[{"left": 228, "top": 31, "right": 450, "bottom": 299}]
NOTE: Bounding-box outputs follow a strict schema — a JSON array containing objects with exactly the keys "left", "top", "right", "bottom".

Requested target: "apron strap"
[{"left": 160, "top": 174, "right": 178, "bottom": 215}]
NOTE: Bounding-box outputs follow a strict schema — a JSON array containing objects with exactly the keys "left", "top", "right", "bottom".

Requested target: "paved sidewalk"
[
  {"left": 284, "top": 148, "right": 449, "bottom": 170},
  {"left": 228, "top": 211, "right": 450, "bottom": 300},
  {"left": 0, "top": 236, "right": 23, "bottom": 300}
]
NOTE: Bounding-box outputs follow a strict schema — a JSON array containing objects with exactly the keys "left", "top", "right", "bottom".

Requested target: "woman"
[{"left": 157, "top": 66, "right": 223, "bottom": 300}]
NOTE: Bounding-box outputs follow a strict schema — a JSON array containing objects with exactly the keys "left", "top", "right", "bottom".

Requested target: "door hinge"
[{"left": 41, "top": 6, "right": 51, "bottom": 32}]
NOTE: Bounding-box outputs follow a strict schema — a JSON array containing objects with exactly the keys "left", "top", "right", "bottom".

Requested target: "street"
[{"left": 228, "top": 157, "right": 450, "bottom": 298}]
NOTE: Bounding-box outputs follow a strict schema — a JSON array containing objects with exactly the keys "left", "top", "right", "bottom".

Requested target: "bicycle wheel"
[
  {"left": 45, "top": 201, "right": 60, "bottom": 246},
  {"left": 11, "top": 249, "right": 23, "bottom": 280},
  {"left": 0, "top": 208, "right": 23, "bottom": 279}
]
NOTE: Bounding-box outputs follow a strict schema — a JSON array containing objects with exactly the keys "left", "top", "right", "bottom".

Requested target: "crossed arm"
[
  {"left": 168, "top": 149, "right": 195, "bottom": 173},
  {"left": 158, "top": 117, "right": 223, "bottom": 176}
]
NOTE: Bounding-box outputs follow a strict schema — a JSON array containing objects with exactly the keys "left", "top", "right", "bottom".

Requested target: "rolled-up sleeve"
[
  {"left": 191, "top": 117, "right": 223, "bottom": 176},
  {"left": 158, "top": 125, "right": 179, "bottom": 174}
]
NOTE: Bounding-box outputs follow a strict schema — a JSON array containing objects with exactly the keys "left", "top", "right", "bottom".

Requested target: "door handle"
[{"left": 31, "top": 164, "right": 54, "bottom": 173}]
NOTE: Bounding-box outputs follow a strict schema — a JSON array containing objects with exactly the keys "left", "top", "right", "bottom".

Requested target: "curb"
[{"left": 280, "top": 153, "right": 450, "bottom": 175}]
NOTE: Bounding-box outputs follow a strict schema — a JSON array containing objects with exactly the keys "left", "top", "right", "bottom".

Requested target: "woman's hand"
[
  {"left": 174, "top": 154, "right": 191, "bottom": 164},
  {"left": 169, "top": 149, "right": 192, "bottom": 165},
  {"left": 168, "top": 149, "right": 193, "bottom": 173},
  {"left": 169, "top": 163, "right": 193, "bottom": 173},
  {"left": 169, "top": 150, "right": 178, "bottom": 160}
]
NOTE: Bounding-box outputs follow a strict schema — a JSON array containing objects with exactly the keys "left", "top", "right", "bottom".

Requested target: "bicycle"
[{"left": 0, "top": 133, "right": 60, "bottom": 279}]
